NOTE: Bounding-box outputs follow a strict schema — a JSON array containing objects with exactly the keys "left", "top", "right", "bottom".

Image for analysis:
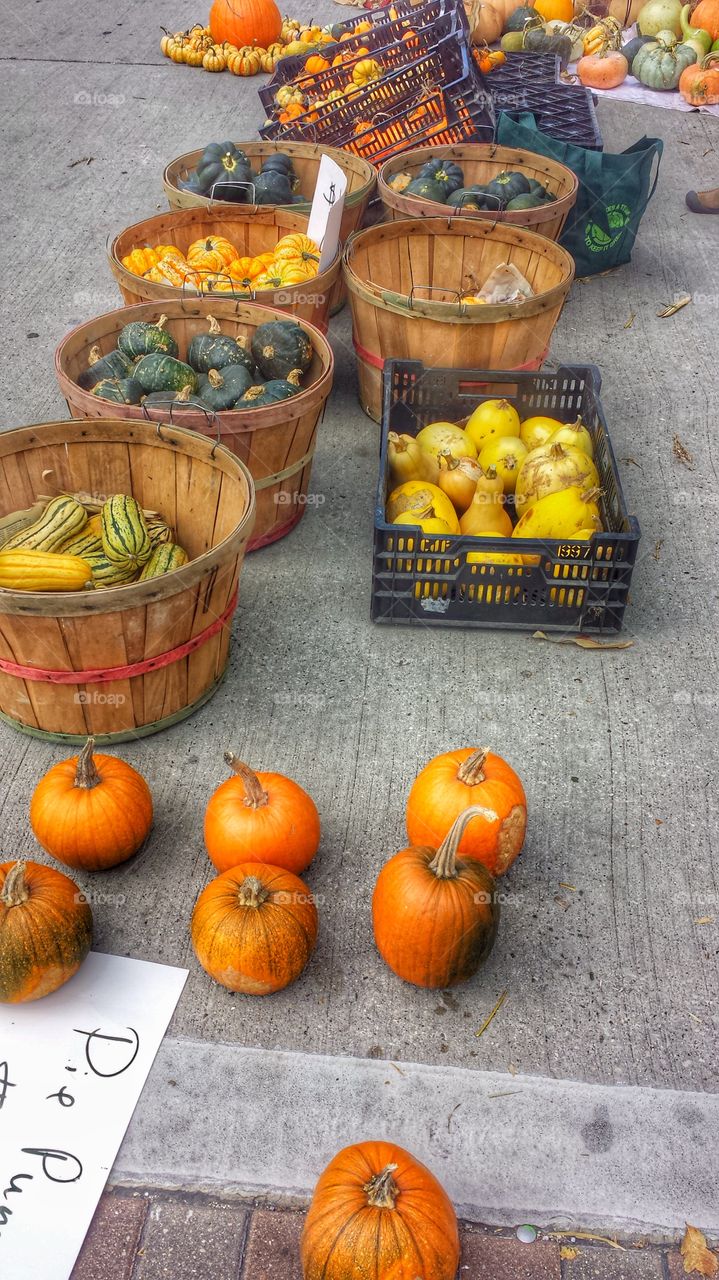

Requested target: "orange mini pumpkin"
[
  {"left": 0, "top": 861, "right": 93, "bottom": 1003},
  {"left": 30, "top": 738, "right": 153, "bottom": 872},
  {"left": 191, "top": 861, "right": 318, "bottom": 994},
  {"left": 679, "top": 53, "right": 719, "bottom": 105},
  {"left": 301, "top": 1140, "right": 459, "bottom": 1280},
  {"left": 204, "top": 752, "right": 320, "bottom": 874},
  {"left": 406, "top": 746, "right": 526, "bottom": 876}
]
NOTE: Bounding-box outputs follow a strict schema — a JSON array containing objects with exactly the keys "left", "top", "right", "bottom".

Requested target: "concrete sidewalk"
[{"left": 72, "top": 1186, "right": 696, "bottom": 1280}]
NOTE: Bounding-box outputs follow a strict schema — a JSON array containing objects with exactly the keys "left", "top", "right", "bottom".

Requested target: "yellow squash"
[
  {"left": 512, "top": 486, "right": 603, "bottom": 540},
  {"left": 415, "top": 421, "right": 477, "bottom": 462},
  {"left": 386, "top": 481, "right": 461, "bottom": 533},
  {"left": 465, "top": 398, "right": 521, "bottom": 452},
  {"left": 0, "top": 550, "right": 93, "bottom": 592}
]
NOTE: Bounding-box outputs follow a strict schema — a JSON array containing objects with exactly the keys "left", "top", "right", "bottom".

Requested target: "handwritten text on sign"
[{"left": 0, "top": 952, "right": 187, "bottom": 1280}]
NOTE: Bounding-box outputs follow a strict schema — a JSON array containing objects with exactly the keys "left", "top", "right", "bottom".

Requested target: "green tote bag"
[{"left": 496, "top": 112, "right": 663, "bottom": 277}]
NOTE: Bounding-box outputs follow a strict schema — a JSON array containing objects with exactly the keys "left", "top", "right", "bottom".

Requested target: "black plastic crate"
[
  {"left": 372, "top": 362, "right": 640, "bottom": 633},
  {"left": 488, "top": 54, "right": 603, "bottom": 151}
]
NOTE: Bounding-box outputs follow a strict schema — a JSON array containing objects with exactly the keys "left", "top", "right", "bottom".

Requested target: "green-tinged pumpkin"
[
  {"left": 0, "top": 860, "right": 93, "bottom": 1003},
  {"left": 251, "top": 170, "right": 294, "bottom": 205},
  {"left": 198, "top": 364, "right": 254, "bottom": 410},
  {"left": 133, "top": 353, "right": 199, "bottom": 394},
  {"left": 5, "top": 495, "right": 88, "bottom": 553},
  {"left": 417, "top": 157, "right": 465, "bottom": 193},
  {"left": 505, "top": 4, "right": 540, "bottom": 28},
  {"left": 404, "top": 176, "right": 449, "bottom": 205},
  {"left": 91, "top": 376, "right": 145, "bottom": 405},
  {"left": 118, "top": 315, "right": 179, "bottom": 359},
  {"left": 632, "top": 31, "right": 696, "bottom": 85},
  {"left": 250, "top": 319, "right": 312, "bottom": 379},
  {"left": 139, "top": 543, "right": 189, "bottom": 580},
  {"left": 100, "top": 495, "right": 152, "bottom": 570},
  {"left": 77, "top": 345, "right": 134, "bottom": 391},
  {"left": 187, "top": 315, "right": 254, "bottom": 373},
  {"left": 486, "top": 170, "right": 531, "bottom": 202},
  {"left": 239, "top": 374, "right": 302, "bottom": 408}
]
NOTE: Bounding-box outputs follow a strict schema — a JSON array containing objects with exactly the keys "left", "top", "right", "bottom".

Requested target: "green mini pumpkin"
[
  {"left": 195, "top": 141, "right": 251, "bottom": 194},
  {"left": 417, "top": 158, "right": 465, "bottom": 194},
  {"left": 133, "top": 354, "right": 198, "bottom": 394},
  {"left": 252, "top": 170, "right": 294, "bottom": 205},
  {"left": 187, "top": 316, "right": 254, "bottom": 374},
  {"left": 238, "top": 375, "right": 302, "bottom": 409},
  {"left": 251, "top": 320, "right": 312, "bottom": 380},
  {"left": 118, "top": 316, "right": 178, "bottom": 360},
  {"left": 91, "top": 377, "right": 145, "bottom": 405},
  {"left": 632, "top": 32, "right": 696, "bottom": 89},
  {"left": 77, "top": 346, "right": 133, "bottom": 391},
  {"left": 198, "top": 365, "right": 254, "bottom": 411},
  {"left": 486, "top": 171, "right": 531, "bottom": 203},
  {"left": 404, "top": 176, "right": 448, "bottom": 205}
]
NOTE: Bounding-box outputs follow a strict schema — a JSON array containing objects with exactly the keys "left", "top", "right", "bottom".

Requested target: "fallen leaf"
[
  {"left": 681, "top": 1225, "right": 718, "bottom": 1275},
  {"left": 561, "top": 1247, "right": 579, "bottom": 1260},
  {"left": 657, "top": 294, "right": 691, "bottom": 318},
  {"left": 694, "top": 916, "right": 715, "bottom": 926},
  {"left": 673, "top": 436, "right": 694, "bottom": 468},
  {"left": 623, "top": 312, "right": 635, "bottom": 329},
  {"left": 554, "top": 894, "right": 571, "bottom": 910},
  {"left": 476, "top": 989, "right": 508, "bottom": 1038},
  {"left": 547, "top": 1231, "right": 625, "bottom": 1251},
  {"left": 532, "top": 631, "right": 634, "bottom": 650}
]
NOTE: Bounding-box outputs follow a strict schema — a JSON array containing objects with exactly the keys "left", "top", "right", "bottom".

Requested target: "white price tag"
[{"left": 307, "top": 155, "right": 348, "bottom": 271}]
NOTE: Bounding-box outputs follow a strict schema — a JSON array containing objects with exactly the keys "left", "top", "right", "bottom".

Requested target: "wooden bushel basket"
[
  {"left": 379, "top": 144, "right": 579, "bottom": 242},
  {"left": 55, "top": 299, "right": 333, "bottom": 553},
  {"left": 343, "top": 216, "right": 575, "bottom": 421},
  {"left": 108, "top": 206, "right": 341, "bottom": 332},
  {"left": 0, "top": 419, "right": 255, "bottom": 744},
  {"left": 163, "top": 141, "right": 377, "bottom": 314}
]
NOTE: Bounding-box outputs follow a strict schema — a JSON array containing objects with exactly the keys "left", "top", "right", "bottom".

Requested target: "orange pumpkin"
[
  {"left": 373, "top": 807, "right": 499, "bottom": 988},
  {"left": 679, "top": 53, "right": 719, "bottom": 104},
  {"left": 533, "top": 0, "right": 574, "bottom": 19},
  {"left": 279, "top": 102, "right": 304, "bottom": 122},
  {"left": 577, "top": 49, "right": 628, "bottom": 87},
  {"left": 689, "top": 0, "right": 719, "bottom": 38},
  {"left": 406, "top": 746, "right": 526, "bottom": 876},
  {"left": 301, "top": 1141, "right": 460, "bottom": 1280},
  {"left": 191, "top": 862, "right": 318, "bottom": 994},
  {"left": 0, "top": 861, "right": 92, "bottom": 1003},
  {"left": 188, "top": 235, "right": 238, "bottom": 270},
  {"left": 29, "top": 738, "right": 153, "bottom": 872},
  {"left": 209, "top": 0, "right": 282, "bottom": 48},
  {"left": 204, "top": 752, "right": 320, "bottom": 874},
  {"left": 305, "top": 54, "right": 330, "bottom": 72}
]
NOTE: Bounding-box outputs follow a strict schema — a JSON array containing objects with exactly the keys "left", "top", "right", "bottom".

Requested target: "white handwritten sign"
[
  {"left": 307, "top": 155, "right": 348, "bottom": 272},
  {"left": 0, "top": 952, "right": 187, "bottom": 1280}
]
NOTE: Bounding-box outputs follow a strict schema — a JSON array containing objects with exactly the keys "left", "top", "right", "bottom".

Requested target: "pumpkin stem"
[
  {"left": 429, "top": 804, "right": 497, "bottom": 879},
  {"left": 207, "top": 369, "right": 224, "bottom": 389},
  {"left": 223, "top": 752, "right": 269, "bottom": 808},
  {"left": 583, "top": 486, "right": 602, "bottom": 504},
  {"left": 287, "top": 369, "right": 302, "bottom": 387},
  {"left": 1, "top": 861, "right": 29, "bottom": 907},
  {"left": 549, "top": 442, "right": 566, "bottom": 459},
  {"left": 364, "top": 1164, "right": 399, "bottom": 1209},
  {"left": 75, "top": 737, "right": 102, "bottom": 789},
  {"left": 208, "top": 315, "right": 221, "bottom": 335},
  {"left": 457, "top": 747, "right": 489, "bottom": 786},
  {"left": 237, "top": 875, "right": 269, "bottom": 908},
  {"left": 157, "top": 314, "right": 168, "bottom": 330},
  {"left": 438, "top": 449, "right": 460, "bottom": 473},
  {"left": 88, "top": 345, "right": 102, "bottom": 366},
  {"left": 176, "top": 384, "right": 193, "bottom": 402}
]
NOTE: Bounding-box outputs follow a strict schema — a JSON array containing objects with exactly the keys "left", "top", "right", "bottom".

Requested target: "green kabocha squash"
[
  {"left": 447, "top": 189, "right": 485, "bottom": 210},
  {"left": 404, "top": 176, "right": 448, "bottom": 205},
  {"left": 198, "top": 365, "right": 254, "bottom": 411},
  {"left": 523, "top": 27, "right": 573, "bottom": 63},
  {"left": 77, "top": 345, "right": 133, "bottom": 391},
  {"left": 91, "top": 377, "right": 145, "bottom": 405},
  {"left": 187, "top": 316, "right": 254, "bottom": 374},
  {"left": 195, "top": 141, "right": 251, "bottom": 194},
  {"left": 486, "top": 171, "right": 531, "bottom": 203},
  {"left": 142, "top": 385, "right": 211, "bottom": 410},
  {"left": 251, "top": 320, "right": 312, "bottom": 380},
  {"left": 252, "top": 170, "right": 294, "bottom": 205},
  {"left": 632, "top": 32, "right": 696, "bottom": 88},
  {"left": 504, "top": 5, "right": 539, "bottom": 31},
  {"left": 118, "top": 315, "right": 178, "bottom": 360},
  {"left": 417, "top": 158, "right": 465, "bottom": 194},
  {"left": 133, "top": 353, "right": 198, "bottom": 394},
  {"left": 505, "top": 192, "right": 547, "bottom": 210},
  {"left": 239, "top": 374, "right": 302, "bottom": 409}
]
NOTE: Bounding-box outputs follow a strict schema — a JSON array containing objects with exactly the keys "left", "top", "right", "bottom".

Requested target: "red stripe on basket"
[
  {"left": 247, "top": 507, "right": 304, "bottom": 552},
  {"left": 352, "top": 338, "right": 549, "bottom": 373},
  {"left": 0, "top": 589, "right": 239, "bottom": 685}
]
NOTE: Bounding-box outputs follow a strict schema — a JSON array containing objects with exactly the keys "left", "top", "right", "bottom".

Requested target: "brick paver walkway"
[{"left": 71, "top": 1187, "right": 691, "bottom": 1279}]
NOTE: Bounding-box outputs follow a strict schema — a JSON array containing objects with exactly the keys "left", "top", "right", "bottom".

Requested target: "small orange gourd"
[
  {"left": 458, "top": 467, "right": 512, "bottom": 536},
  {"left": 204, "top": 753, "right": 320, "bottom": 874}
]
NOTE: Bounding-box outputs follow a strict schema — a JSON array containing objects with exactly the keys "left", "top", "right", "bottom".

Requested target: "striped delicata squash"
[
  {"left": 100, "top": 495, "right": 152, "bottom": 571},
  {"left": 4, "top": 496, "right": 88, "bottom": 552}
]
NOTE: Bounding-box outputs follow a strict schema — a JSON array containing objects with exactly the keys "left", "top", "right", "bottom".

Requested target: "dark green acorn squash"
[
  {"left": 238, "top": 376, "right": 301, "bottom": 409},
  {"left": 210, "top": 172, "right": 250, "bottom": 203},
  {"left": 77, "top": 346, "right": 134, "bottom": 391},
  {"left": 261, "top": 153, "right": 295, "bottom": 176},
  {"left": 504, "top": 5, "right": 538, "bottom": 31},
  {"left": 198, "top": 364, "right": 254, "bottom": 411},
  {"left": 486, "top": 171, "right": 531, "bottom": 203},
  {"left": 91, "top": 377, "right": 145, "bottom": 405},
  {"left": 417, "top": 158, "right": 465, "bottom": 194},
  {"left": 447, "top": 189, "right": 484, "bottom": 210},
  {"left": 118, "top": 316, "right": 178, "bottom": 360},
  {"left": 133, "top": 354, "right": 198, "bottom": 394},
  {"left": 404, "top": 176, "right": 448, "bottom": 205},
  {"left": 505, "top": 192, "right": 546, "bottom": 210},
  {"left": 622, "top": 34, "right": 653, "bottom": 67},
  {"left": 195, "top": 142, "right": 251, "bottom": 195},
  {"left": 250, "top": 320, "right": 312, "bottom": 380},
  {"left": 252, "top": 170, "right": 294, "bottom": 205},
  {"left": 187, "top": 317, "right": 254, "bottom": 373}
]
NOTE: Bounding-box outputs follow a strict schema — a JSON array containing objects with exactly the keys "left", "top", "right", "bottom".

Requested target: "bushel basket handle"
[
  {"left": 141, "top": 399, "right": 222, "bottom": 443},
  {"left": 208, "top": 181, "right": 259, "bottom": 212}
]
